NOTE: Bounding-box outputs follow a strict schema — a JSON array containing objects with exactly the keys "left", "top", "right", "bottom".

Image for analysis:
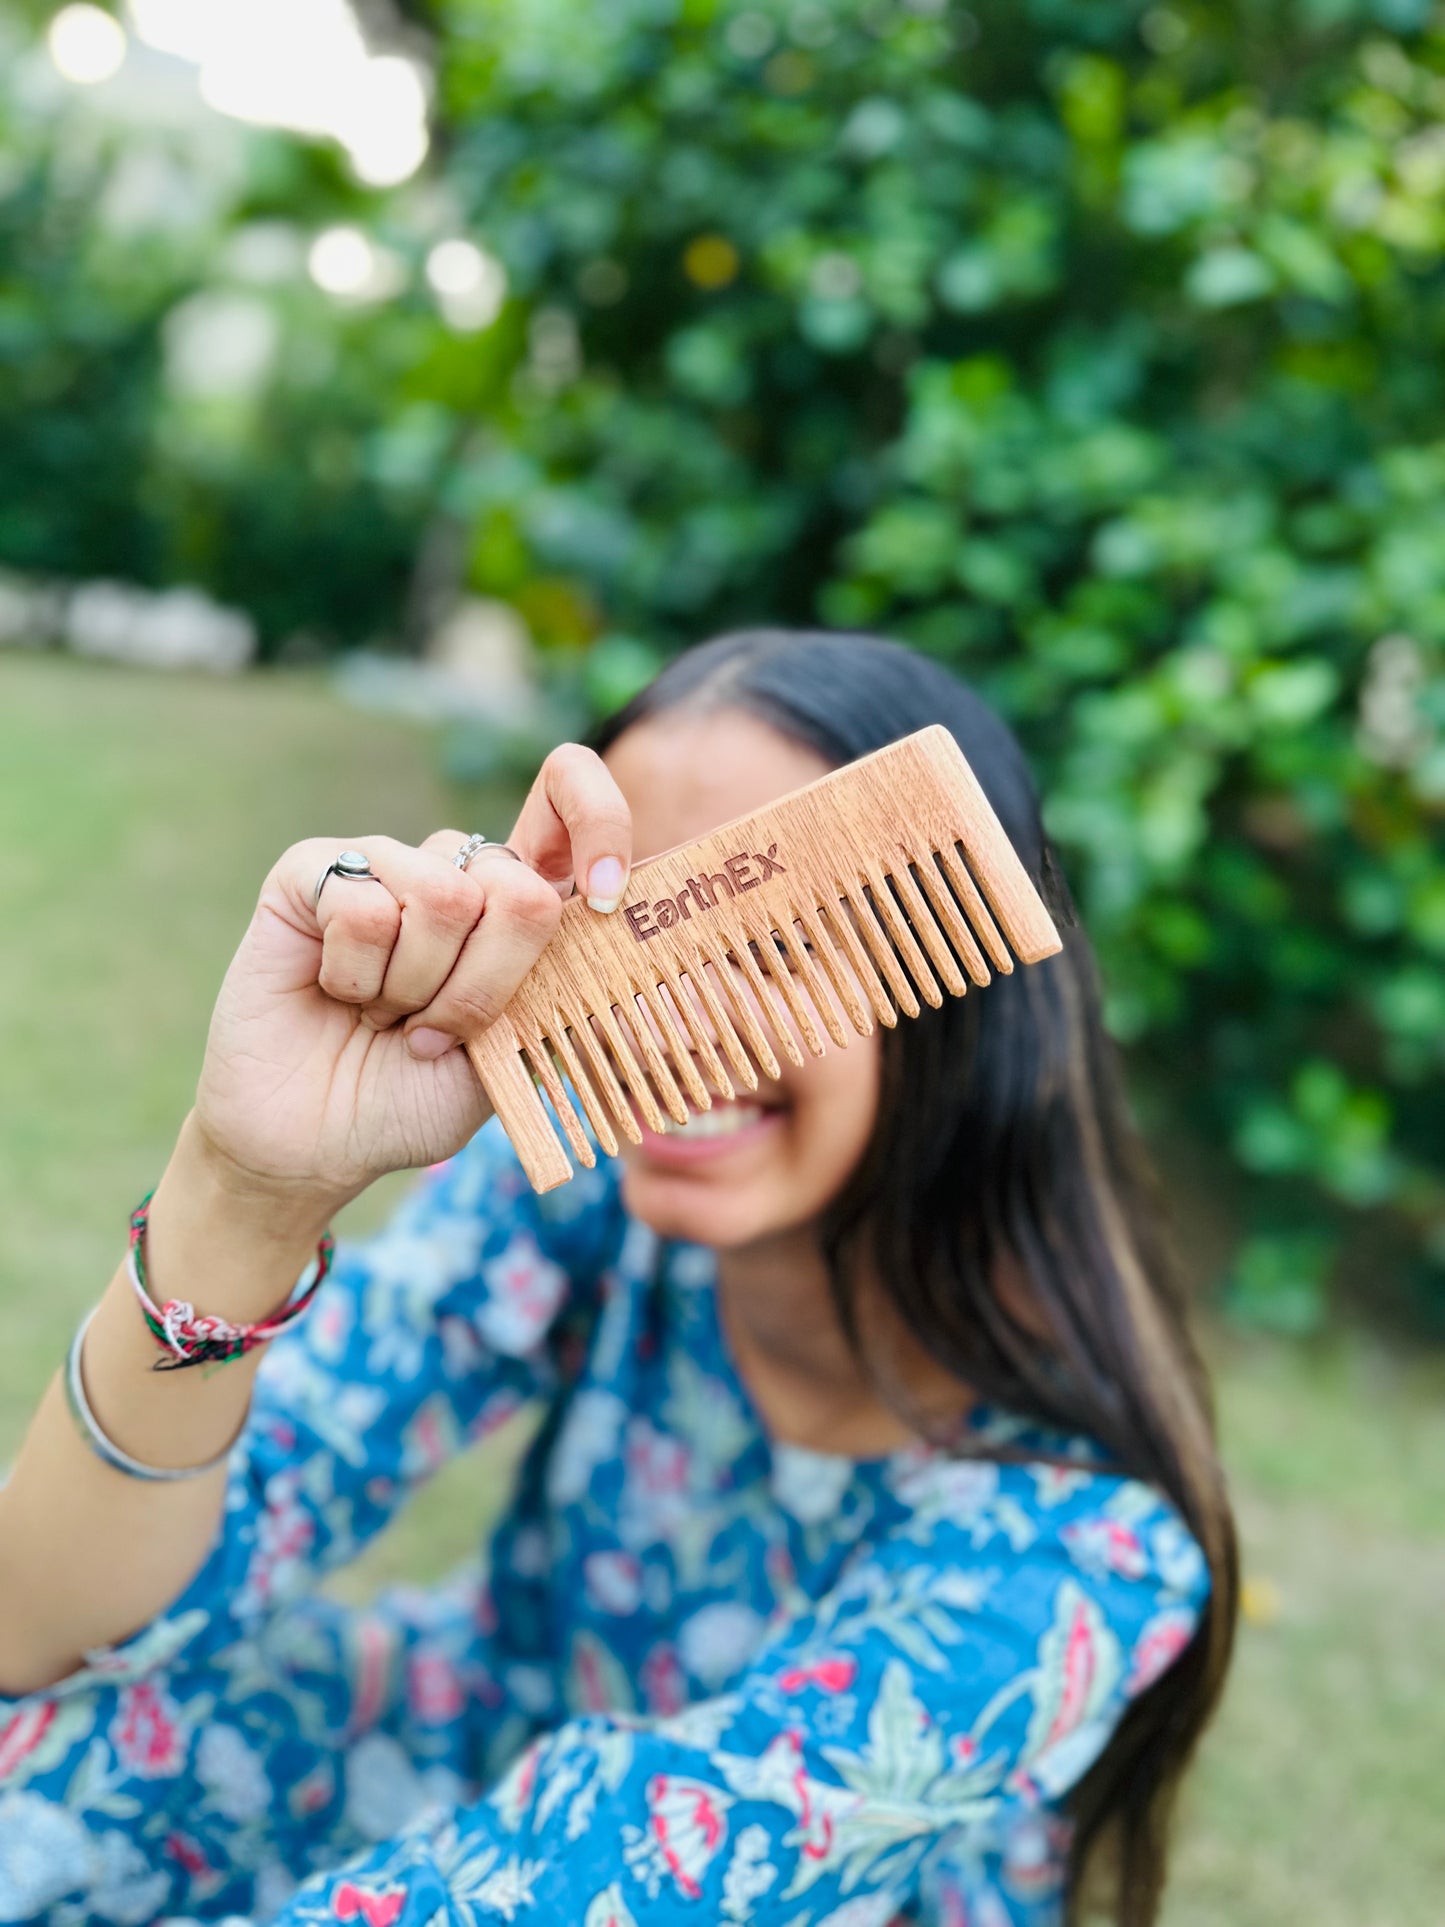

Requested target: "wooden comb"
[{"left": 466, "top": 723, "right": 1063, "bottom": 1192}]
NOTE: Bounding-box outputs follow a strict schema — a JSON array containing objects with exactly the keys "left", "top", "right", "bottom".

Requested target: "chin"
[
  {"left": 616, "top": 1099, "right": 852, "bottom": 1251},
  {"left": 618, "top": 1162, "right": 781, "bottom": 1250}
]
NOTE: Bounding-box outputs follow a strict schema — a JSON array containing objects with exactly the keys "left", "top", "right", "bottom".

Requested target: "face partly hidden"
[{"left": 602, "top": 707, "right": 883, "bottom": 1253}]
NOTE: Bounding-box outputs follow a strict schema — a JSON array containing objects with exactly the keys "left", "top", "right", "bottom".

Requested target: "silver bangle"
[{"left": 63, "top": 1304, "right": 246, "bottom": 1483}]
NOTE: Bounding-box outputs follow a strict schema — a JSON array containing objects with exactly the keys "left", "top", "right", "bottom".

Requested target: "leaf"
[
  {"left": 1023, "top": 1581, "right": 1123, "bottom": 1768},
  {"left": 824, "top": 1660, "right": 944, "bottom": 1803}
]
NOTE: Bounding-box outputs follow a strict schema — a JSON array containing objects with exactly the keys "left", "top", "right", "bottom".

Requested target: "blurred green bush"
[
  {"left": 0, "top": 82, "right": 423, "bottom": 642},
  {"left": 3, "top": 0, "right": 1444, "bottom": 1328}
]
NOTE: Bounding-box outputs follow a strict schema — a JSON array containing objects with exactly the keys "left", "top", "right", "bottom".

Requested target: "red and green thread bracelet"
[{"left": 126, "top": 1188, "right": 335, "bottom": 1375}]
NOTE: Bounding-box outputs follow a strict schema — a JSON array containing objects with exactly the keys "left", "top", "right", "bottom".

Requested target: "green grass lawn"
[{"left": 2, "top": 652, "right": 1440, "bottom": 1925}]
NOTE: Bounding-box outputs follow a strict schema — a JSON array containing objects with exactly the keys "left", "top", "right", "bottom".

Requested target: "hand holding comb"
[{"left": 467, "top": 724, "right": 1063, "bottom": 1192}]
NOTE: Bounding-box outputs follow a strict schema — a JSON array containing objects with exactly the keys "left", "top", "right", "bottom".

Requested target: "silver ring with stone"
[
  {"left": 453, "top": 834, "right": 523, "bottom": 871},
  {"left": 313, "top": 848, "right": 382, "bottom": 910}
]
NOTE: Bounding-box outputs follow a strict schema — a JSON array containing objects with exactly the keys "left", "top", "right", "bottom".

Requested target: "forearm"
[{"left": 0, "top": 1109, "right": 341, "bottom": 1696}]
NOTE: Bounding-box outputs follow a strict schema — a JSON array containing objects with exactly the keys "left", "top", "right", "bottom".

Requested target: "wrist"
[
  {"left": 169, "top": 1110, "right": 352, "bottom": 1251},
  {"left": 124, "top": 1113, "right": 348, "bottom": 1332}
]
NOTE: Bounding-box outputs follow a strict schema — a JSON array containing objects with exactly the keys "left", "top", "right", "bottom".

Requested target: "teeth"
[{"left": 660, "top": 1102, "right": 766, "bottom": 1139}]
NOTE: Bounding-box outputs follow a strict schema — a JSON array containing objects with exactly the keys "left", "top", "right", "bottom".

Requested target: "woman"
[{"left": 0, "top": 630, "right": 1236, "bottom": 1927}]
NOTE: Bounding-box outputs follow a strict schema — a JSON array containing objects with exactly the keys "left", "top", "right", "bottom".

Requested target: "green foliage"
[
  {"left": 423, "top": 0, "right": 1445, "bottom": 1328},
  {"left": 0, "top": 44, "right": 431, "bottom": 647},
  {"left": 0, "top": 131, "right": 170, "bottom": 582},
  {"left": 3, "top": 0, "right": 1443, "bottom": 1326}
]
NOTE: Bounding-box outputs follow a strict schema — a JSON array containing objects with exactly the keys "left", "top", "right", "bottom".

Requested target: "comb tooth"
[
  {"left": 634, "top": 981, "right": 714, "bottom": 1111},
  {"left": 695, "top": 940, "right": 782, "bottom": 1081},
  {"left": 565, "top": 1002, "right": 641, "bottom": 1145},
  {"left": 792, "top": 905, "right": 872, "bottom": 1038},
  {"left": 666, "top": 969, "right": 742, "bottom": 1099},
  {"left": 676, "top": 963, "right": 758, "bottom": 1093},
  {"left": 776, "top": 914, "right": 850, "bottom": 1048},
  {"left": 589, "top": 1002, "right": 663, "bottom": 1136},
  {"left": 888, "top": 860, "right": 967, "bottom": 997},
  {"left": 815, "top": 898, "right": 896, "bottom": 1027},
  {"left": 469, "top": 1025, "right": 573, "bottom": 1191},
  {"left": 672, "top": 948, "right": 760, "bottom": 1086},
  {"left": 743, "top": 920, "right": 825, "bottom": 1058},
  {"left": 914, "top": 850, "right": 991, "bottom": 986},
  {"left": 867, "top": 863, "right": 944, "bottom": 1009},
  {"left": 726, "top": 930, "right": 807, "bottom": 1070},
  {"left": 866, "top": 864, "right": 942, "bottom": 1007},
  {"left": 842, "top": 879, "right": 921, "bottom": 1018},
  {"left": 855, "top": 889, "right": 920, "bottom": 1016},
  {"left": 655, "top": 974, "right": 735, "bottom": 1101},
  {"left": 548, "top": 1014, "right": 621, "bottom": 1157},
  {"left": 938, "top": 841, "right": 1014, "bottom": 975},
  {"left": 522, "top": 1036, "right": 596, "bottom": 1168},
  {"left": 617, "top": 985, "right": 691, "bottom": 1125}
]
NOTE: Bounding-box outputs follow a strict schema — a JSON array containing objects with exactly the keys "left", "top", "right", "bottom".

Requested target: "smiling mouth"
[
  {"left": 657, "top": 1099, "right": 770, "bottom": 1139},
  {"left": 632, "top": 1093, "right": 784, "bottom": 1162}
]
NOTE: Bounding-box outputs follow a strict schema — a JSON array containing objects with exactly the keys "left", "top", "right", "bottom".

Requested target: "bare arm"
[
  {"left": 0, "top": 743, "right": 633, "bottom": 1702},
  {"left": 0, "top": 1109, "right": 338, "bottom": 1695}
]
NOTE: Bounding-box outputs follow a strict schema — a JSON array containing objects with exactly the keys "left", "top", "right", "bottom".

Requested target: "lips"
[
  {"left": 633, "top": 1095, "right": 783, "bottom": 1167},
  {"left": 658, "top": 1100, "right": 768, "bottom": 1139}
]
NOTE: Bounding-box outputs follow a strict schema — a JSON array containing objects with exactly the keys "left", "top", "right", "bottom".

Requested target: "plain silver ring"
[
  {"left": 453, "top": 834, "right": 524, "bottom": 872},
  {"left": 313, "top": 848, "right": 383, "bottom": 910}
]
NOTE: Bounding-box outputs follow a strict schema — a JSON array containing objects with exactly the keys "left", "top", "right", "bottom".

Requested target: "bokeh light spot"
[
  {"left": 48, "top": 4, "right": 127, "bottom": 84},
  {"left": 683, "top": 234, "right": 741, "bottom": 291},
  {"left": 308, "top": 225, "right": 378, "bottom": 297},
  {"left": 426, "top": 239, "right": 508, "bottom": 331}
]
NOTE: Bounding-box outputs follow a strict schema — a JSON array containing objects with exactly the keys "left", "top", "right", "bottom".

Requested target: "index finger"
[{"left": 507, "top": 743, "right": 633, "bottom": 914}]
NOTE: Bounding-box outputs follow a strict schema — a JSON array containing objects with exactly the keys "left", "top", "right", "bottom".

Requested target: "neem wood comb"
[{"left": 466, "top": 723, "right": 1063, "bottom": 1192}]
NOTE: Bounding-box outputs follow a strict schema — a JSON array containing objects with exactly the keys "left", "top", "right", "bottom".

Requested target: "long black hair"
[{"left": 591, "top": 628, "right": 1238, "bottom": 1927}]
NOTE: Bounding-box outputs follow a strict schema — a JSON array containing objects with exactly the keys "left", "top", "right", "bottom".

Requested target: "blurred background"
[{"left": 1, "top": 0, "right": 1443, "bottom": 1918}]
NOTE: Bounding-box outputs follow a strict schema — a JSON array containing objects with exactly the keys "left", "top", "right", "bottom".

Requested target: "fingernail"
[
  {"left": 405, "top": 1026, "right": 455, "bottom": 1060},
  {"left": 586, "top": 856, "right": 625, "bottom": 913}
]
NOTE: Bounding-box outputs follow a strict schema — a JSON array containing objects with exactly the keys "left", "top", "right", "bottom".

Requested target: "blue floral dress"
[{"left": 0, "top": 1118, "right": 1209, "bottom": 1927}]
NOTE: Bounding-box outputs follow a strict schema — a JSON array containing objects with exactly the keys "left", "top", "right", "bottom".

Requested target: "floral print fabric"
[{"left": 0, "top": 1118, "right": 1209, "bottom": 1926}]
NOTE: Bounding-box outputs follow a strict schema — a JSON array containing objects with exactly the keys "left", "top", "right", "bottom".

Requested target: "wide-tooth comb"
[{"left": 466, "top": 723, "right": 1063, "bottom": 1191}]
